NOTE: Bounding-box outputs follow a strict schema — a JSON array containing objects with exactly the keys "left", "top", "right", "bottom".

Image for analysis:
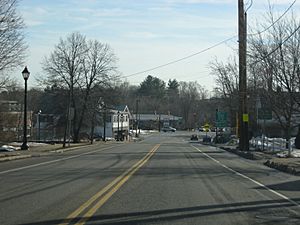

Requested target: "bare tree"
[
  {"left": 210, "top": 56, "right": 239, "bottom": 127},
  {"left": 211, "top": 57, "right": 238, "bottom": 98},
  {"left": 43, "top": 32, "right": 118, "bottom": 143},
  {"left": 178, "top": 81, "right": 207, "bottom": 129},
  {"left": 43, "top": 32, "right": 88, "bottom": 145},
  {"left": 75, "top": 40, "right": 117, "bottom": 142},
  {"left": 248, "top": 9, "right": 300, "bottom": 155},
  {"left": 0, "top": 0, "right": 27, "bottom": 88}
]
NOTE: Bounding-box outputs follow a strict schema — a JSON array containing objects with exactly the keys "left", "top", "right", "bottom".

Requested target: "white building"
[{"left": 95, "top": 105, "right": 131, "bottom": 140}]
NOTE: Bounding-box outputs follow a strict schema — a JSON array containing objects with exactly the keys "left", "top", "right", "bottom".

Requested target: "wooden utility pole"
[{"left": 238, "top": 0, "right": 249, "bottom": 151}]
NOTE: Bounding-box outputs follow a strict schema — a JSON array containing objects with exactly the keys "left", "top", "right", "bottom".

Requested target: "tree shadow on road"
[
  {"left": 20, "top": 198, "right": 300, "bottom": 225},
  {"left": 255, "top": 180, "right": 300, "bottom": 192}
]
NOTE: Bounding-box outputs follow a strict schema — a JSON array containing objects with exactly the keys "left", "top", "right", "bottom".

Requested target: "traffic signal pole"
[{"left": 238, "top": 0, "right": 249, "bottom": 151}]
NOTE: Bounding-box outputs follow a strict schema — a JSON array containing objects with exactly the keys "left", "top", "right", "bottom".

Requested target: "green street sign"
[
  {"left": 216, "top": 111, "right": 227, "bottom": 128},
  {"left": 258, "top": 109, "right": 272, "bottom": 120}
]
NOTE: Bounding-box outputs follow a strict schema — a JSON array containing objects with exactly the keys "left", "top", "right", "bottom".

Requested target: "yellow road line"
[
  {"left": 59, "top": 144, "right": 160, "bottom": 225},
  {"left": 75, "top": 144, "right": 160, "bottom": 225}
]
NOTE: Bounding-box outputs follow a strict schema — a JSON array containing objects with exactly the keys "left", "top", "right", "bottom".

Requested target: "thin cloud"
[
  {"left": 124, "top": 31, "right": 162, "bottom": 39},
  {"left": 166, "top": 0, "right": 235, "bottom": 4}
]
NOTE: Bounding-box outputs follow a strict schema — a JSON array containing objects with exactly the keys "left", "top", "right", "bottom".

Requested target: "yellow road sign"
[{"left": 243, "top": 114, "right": 249, "bottom": 122}]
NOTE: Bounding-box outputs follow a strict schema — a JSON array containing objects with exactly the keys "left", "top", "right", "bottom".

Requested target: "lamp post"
[
  {"left": 135, "top": 99, "right": 139, "bottom": 137},
  {"left": 102, "top": 102, "right": 106, "bottom": 142},
  {"left": 193, "top": 112, "right": 196, "bottom": 131},
  {"left": 138, "top": 113, "right": 141, "bottom": 134},
  {"left": 21, "top": 66, "right": 30, "bottom": 150},
  {"left": 215, "top": 109, "right": 218, "bottom": 143},
  {"left": 117, "top": 111, "right": 120, "bottom": 141},
  {"left": 121, "top": 113, "right": 124, "bottom": 141},
  {"left": 38, "top": 110, "right": 41, "bottom": 141}
]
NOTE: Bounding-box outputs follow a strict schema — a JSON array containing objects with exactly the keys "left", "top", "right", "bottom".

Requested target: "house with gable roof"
[{"left": 94, "top": 105, "right": 131, "bottom": 140}]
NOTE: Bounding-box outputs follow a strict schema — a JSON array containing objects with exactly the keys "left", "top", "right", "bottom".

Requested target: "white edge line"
[
  {"left": 191, "top": 145, "right": 300, "bottom": 208},
  {"left": 0, "top": 146, "right": 115, "bottom": 175}
]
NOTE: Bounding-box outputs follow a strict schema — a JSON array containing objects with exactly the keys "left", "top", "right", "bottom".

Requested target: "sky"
[{"left": 14, "top": 0, "right": 300, "bottom": 91}]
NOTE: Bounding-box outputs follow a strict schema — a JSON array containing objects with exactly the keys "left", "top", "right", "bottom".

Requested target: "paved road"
[{"left": 1, "top": 131, "right": 300, "bottom": 225}]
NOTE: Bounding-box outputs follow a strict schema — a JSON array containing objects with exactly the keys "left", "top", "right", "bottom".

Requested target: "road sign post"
[
  {"left": 258, "top": 108, "right": 272, "bottom": 151},
  {"left": 215, "top": 111, "right": 228, "bottom": 143},
  {"left": 216, "top": 111, "right": 228, "bottom": 128}
]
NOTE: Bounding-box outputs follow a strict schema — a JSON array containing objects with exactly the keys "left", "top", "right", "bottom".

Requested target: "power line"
[
  {"left": 250, "top": 24, "right": 300, "bottom": 66},
  {"left": 129, "top": 72, "right": 212, "bottom": 85},
  {"left": 121, "top": 36, "right": 237, "bottom": 78},
  {"left": 248, "top": 0, "right": 297, "bottom": 36},
  {"left": 121, "top": 0, "right": 297, "bottom": 80}
]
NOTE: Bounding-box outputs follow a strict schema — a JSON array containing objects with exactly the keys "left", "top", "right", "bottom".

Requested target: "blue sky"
[{"left": 16, "top": 0, "right": 300, "bottom": 91}]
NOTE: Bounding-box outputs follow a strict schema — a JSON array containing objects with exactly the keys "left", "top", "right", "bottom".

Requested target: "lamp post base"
[{"left": 21, "top": 142, "right": 29, "bottom": 150}]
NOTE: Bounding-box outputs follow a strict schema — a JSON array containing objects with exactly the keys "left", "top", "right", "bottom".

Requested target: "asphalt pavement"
[{"left": 0, "top": 131, "right": 300, "bottom": 225}]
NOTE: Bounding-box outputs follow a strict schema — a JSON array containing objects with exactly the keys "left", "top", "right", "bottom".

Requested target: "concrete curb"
[
  {"left": 49, "top": 143, "right": 94, "bottom": 153},
  {"left": 220, "top": 146, "right": 259, "bottom": 160},
  {"left": 0, "top": 154, "right": 32, "bottom": 162}
]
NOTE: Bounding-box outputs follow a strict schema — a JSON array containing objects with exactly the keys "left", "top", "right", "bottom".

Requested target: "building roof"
[{"left": 109, "top": 105, "right": 131, "bottom": 116}]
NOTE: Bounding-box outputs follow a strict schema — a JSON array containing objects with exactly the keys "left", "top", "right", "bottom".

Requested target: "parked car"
[
  {"left": 198, "top": 127, "right": 205, "bottom": 132},
  {"left": 190, "top": 134, "right": 198, "bottom": 141},
  {"left": 203, "top": 135, "right": 212, "bottom": 143},
  {"left": 162, "top": 127, "right": 176, "bottom": 132},
  {"left": 0, "top": 145, "right": 16, "bottom": 152}
]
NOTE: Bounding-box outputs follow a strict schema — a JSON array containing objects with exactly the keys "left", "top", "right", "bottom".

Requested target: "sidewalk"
[
  {"left": 0, "top": 137, "right": 138, "bottom": 163},
  {"left": 0, "top": 142, "right": 92, "bottom": 162}
]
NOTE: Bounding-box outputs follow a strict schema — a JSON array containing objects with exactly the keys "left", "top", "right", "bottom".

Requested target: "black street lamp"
[
  {"left": 21, "top": 66, "right": 30, "bottom": 150},
  {"left": 121, "top": 113, "right": 124, "bottom": 141},
  {"left": 117, "top": 111, "right": 120, "bottom": 141},
  {"left": 38, "top": 110, "right": 41, "bottom": 141},
  {"left": 102, "top": 103, "right": 106, "bottom": 142}
]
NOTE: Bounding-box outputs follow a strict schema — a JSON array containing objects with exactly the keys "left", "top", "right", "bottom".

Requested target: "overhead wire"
[
  {"left": 248, "top": 0, "right": 296, "bottom": 36},
  {"left": 129, "top": 71, "right": 212, "bottom": 85},
  {"left": 121, "top": 0, "right": 297, "bottom": 80},
  {"left": 122, "top": 36, "right": 237, "bottom": 78},
  {"left": 250, "top": 23, "right": 300, "bottom": 66}
]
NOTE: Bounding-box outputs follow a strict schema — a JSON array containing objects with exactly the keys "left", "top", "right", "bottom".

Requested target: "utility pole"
[{"left": 238, "top": 0, "right": 249, "bottom": 151}]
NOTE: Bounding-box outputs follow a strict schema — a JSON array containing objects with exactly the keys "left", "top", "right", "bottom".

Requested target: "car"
[
  {"left": 0, "top": 145, "right": 17, "bottom": 152},
  {"left": 203, "top": 136, "right": 212, "bottom": 143},
  {"left": 162, "top": 127, "right": 176, "bottom": 132},
  {"left": 198, "top": 127, "right": 204, "bottom": 132},
  {"left": 190, "top": 134, "right": 198, "bottom": 141}
]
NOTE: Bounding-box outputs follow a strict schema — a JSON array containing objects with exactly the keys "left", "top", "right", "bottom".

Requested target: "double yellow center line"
[{"left": 60, "top": 144, "right": 160, "bottom": 225}]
